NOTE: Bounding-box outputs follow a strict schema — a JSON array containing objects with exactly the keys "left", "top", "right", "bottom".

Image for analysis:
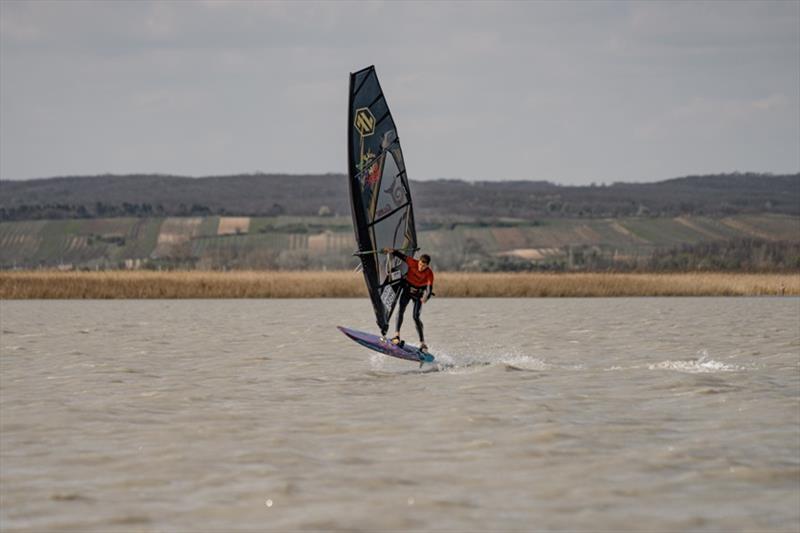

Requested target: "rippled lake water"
[{"left": 1, "top": 298, "right": 799, "bottom": 531}]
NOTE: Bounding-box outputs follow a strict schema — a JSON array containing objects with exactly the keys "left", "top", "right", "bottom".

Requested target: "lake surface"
[{"left": 1, "top": 298, "right": 799, "bottom": 532}]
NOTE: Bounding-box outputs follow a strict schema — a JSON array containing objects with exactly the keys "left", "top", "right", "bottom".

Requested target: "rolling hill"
[
  {"left": 1, "top": 173, "right": 797, "bottom": 271},
  {"left": 1, "top": 172, "right": 798, "bottom": 222}
]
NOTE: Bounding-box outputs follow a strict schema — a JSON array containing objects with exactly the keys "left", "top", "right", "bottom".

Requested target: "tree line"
[{"left": 1, "top": 172, "right": 797, "bottom": 222}]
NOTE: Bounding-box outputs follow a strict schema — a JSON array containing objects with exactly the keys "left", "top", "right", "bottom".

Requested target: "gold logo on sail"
[{"left": 354, "top": 107, "right": 376, "bottom": 137}]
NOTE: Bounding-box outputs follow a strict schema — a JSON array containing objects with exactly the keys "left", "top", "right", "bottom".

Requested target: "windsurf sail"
[{"left": 347, "top": 65, "right": 418, "bottom": 335}]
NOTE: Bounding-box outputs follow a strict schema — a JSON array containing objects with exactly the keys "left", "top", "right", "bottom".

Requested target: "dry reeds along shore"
[{"left": 0, "top": 271, "right": 798, "bottom": 299}]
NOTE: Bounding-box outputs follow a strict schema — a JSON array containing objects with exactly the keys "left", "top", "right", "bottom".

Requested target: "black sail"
[{"left": 347, "top": 65, "right": 418, "bottom": 335}]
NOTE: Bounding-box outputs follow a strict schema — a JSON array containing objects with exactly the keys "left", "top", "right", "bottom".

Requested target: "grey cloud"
[{"left": 1, "top": 0, "right": 797, "bottom": 183}]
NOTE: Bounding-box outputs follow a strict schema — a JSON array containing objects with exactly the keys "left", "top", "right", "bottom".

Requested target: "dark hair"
[{"left": 419, "top": 253, "right": 431, "bottom": 264}]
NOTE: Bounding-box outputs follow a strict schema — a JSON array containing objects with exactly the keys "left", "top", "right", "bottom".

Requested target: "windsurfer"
[{"left": 382, "top": 248, "right": 434, "bottom": 352}]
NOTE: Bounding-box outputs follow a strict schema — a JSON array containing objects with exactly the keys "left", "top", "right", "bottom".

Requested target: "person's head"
[{"left": 418, "top": 253, "right": 431, "bottom": 271}]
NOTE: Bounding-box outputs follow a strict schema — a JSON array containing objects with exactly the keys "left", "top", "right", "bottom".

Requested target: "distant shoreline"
[{"left": 0, "top": 271, "right": 796, "bottom": 299}]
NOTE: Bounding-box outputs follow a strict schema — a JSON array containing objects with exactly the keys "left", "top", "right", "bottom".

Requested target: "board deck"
[{"left": 338, "top": 326, "right": 435, "bottom": 364}]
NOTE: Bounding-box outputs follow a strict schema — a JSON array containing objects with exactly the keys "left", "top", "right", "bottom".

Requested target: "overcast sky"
[{"left": 1, "top": 0, "right": 798, "bottom": 184}]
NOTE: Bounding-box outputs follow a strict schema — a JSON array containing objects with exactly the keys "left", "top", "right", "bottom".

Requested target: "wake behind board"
[{"left": 338, "top": 326, "right": 435, "bottom": 364}]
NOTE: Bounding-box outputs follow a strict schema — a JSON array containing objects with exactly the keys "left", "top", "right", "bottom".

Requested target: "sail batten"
[
  {"left": 347, "top": 66, "right": 418, "bottom": 334},
  {"left": 368, "top": 201, "right": 411, "bottom": 228}
]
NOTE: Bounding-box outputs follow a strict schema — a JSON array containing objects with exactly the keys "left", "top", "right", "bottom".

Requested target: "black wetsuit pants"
[{"left": 395, "top": 288, "right": 424, "bottom": 342}]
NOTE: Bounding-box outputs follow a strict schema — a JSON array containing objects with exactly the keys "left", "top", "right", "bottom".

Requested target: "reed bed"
[
  {"left": 435, "top": 272, "right": 799, "bottom": 297},
  {"left": 1, "top": 271, "right": 797, "bottom": 299}
]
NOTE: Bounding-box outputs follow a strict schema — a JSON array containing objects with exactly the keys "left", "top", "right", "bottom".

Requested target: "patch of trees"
[
  {"left": 645, "top": 239, "right": 800, "bottom": 272},
  {"left": 0, "top": 201, "right": 218, "bottom": 221},
  {"left": 567, "top": 239, "right": 800, "bottom": 272},
  {"left": 0, "top": 203, "right": 91, "bottom": 221}
]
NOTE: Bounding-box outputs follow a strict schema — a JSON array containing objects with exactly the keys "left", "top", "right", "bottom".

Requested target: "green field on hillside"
[{"left": 1, "top": 214, "right": 797, "bottom": 271}]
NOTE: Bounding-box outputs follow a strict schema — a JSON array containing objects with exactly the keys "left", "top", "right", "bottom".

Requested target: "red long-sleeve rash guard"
[{"left": 402, "top": 256, "right": 434, "bottom": 289}]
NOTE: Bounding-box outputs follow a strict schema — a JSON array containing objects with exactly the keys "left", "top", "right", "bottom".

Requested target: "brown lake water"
[{"left": 1, "top": 298, "right": 799, "bottom": 531}]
